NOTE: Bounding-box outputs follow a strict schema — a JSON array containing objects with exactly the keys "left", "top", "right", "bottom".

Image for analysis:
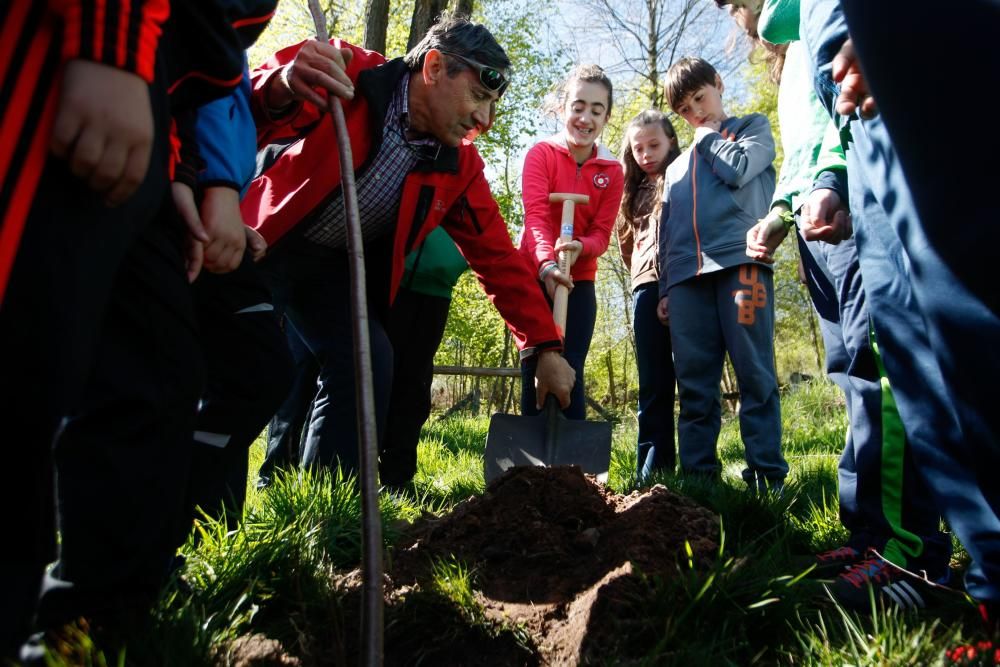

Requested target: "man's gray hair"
[{"left": 404, "top": 13, "right": 510, "bottom": 77}]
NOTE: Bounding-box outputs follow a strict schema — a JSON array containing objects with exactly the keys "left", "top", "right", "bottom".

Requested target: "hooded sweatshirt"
[
  {"left": 519, "top": 134, "right": 625, "bottom": 281},
  {"left": 658, "top": 113, "right": 777, "bottom": 294}
]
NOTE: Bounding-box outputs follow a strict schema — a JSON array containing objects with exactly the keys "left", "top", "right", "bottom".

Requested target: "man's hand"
[
  {"left": 833, "top": 38, "right": 878, "bottom": 119},
  {"left": 267, "top": 39, "right": 355, "bottom": 111},
  {"left": 51, "top": 60, "right": 154, "bottom": 207},
  {"left": 657, "top": 296, "right": 669, "bottom": 326},
  {"left": 746, "top": 206, "right": 792, "bottom": 264},
  {"left": 200, "top": 187, "right": 247, "bottom": 274},
  {"left": 245, "top": 226, "right": 268, "bottom": 262},
  {"left": 534, "top": 351, "right": 576, "bottom": 410},
  {"left": 171, "top": 182, "right": 210, "bottom": 283},
  {"left": 799, "top": 188, "right": 851, "bottom": 244}
]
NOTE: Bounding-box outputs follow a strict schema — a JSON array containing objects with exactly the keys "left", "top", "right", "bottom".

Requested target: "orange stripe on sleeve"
[
  {"left": 167, "top": 70, "right": 244, "bottom": 96},
  {"left": 232, "top": 12, "right": 276, "bottom": 29},
  {"left": 0, "top": 28, "right": 60, "bottom": 306},
  {"left": 116, "top": 0, "right": 130, "bottom": 68},
  {"left": 52, "top": 1, "right": 81, "bottom": 64},
  {"left": 690, "top": 150, "right": 703, "bottom": 275},
  {"left": 0, "top": 2, "right": 31, "bottom": 93},
  {"left": 0, "top": 22, "right": 54, "bottom": 188},
  {"left": 92, "top": 0, "right": 105, "bottom": 65},
  {"left": 134, "top": 0, "right": 169, "bottom": 83}
]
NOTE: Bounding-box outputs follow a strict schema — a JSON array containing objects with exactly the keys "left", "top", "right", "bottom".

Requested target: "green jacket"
[
  {"left": 772, "top": 40, "right": 847, "bottom": 213},
  {"left": 401, "top": 225, "right": 468, "bottom": 299}
]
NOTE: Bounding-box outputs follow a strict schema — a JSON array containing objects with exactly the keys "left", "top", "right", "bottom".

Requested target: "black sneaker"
[
  {"left": 828, "top": 554, "right": 957, "bottom": 613},
  {"left": 807, "top": 545, "right": 864, "bottom": 576}
]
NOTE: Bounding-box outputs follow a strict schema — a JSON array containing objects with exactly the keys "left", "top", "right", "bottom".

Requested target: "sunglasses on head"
[{"left": 439, "top": 51, "right": 510, "bottom": 97}]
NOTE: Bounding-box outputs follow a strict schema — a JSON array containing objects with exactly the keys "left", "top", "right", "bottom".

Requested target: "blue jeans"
[
  {"left": 802, "top": 0, "right": 999, "bottom": 600},
  {"left": 632, "top": 282, "right": 676, "bottom": 479},
  {"left": 521, "top": 280, "right": 596, "bottom": 420},
  {"left": 261, "top": 234, "right": 394, "bottom": 477},
  {"left": 799, "top": 235, "right": 948, "bottom": 571},
  {"left": 258, "top": 319, "right": 317, "bottom": 485},
  {"left": 668, "top": 265, "right": 787, "bottom": 484}
]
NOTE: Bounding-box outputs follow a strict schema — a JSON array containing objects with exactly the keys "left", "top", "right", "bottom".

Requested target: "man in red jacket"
[{"left": 243, "top": 15, "right": 576, "bottom": 475}]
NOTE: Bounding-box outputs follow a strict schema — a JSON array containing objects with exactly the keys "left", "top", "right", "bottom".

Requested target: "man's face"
[
  {"left": 421, "top": 51, "right": 500, "bottom": 147},
  {"left": 674, "top": 77, "right": 726, "bottom": 129}
]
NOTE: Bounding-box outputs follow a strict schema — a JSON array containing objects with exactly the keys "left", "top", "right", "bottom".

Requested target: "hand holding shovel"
[{"left": 547, "top": 192, "right": 589, "bottom": 335}]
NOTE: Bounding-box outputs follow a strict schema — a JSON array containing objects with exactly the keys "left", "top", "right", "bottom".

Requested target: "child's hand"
[
  {"left": 542, "top": 267, "right": 573, "bottom": 300},
  {"left": 799, "top": 188, "right": 851, "bottom": 243},
  {"left": 245, "top": 227, "right": 268, "bottom": 262},
  {"left": 657, "top": 296, "right": 670, "bottom": 326},
  {"left": 833, "top": 38, "right": 878, "bottom": 119},
  {"left": 746, "top": 208, "right": 792, "bottom": 264},
  {"left": 201, "top": 186, "right": 247, "bottom": 273},
  {"left": 51, "top": 60, "right": 154, "bottom": 207},
  {"left": 554, "top": 238, "right": 582, "bottom": 266},
  {"left": 171, "top": 182, "right": 210, "bottom": 283}
]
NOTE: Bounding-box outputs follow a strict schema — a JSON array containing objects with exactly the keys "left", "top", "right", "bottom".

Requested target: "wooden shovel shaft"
[
  {"left": 306, "top": 2, "right": 383, "bottom": 665},
  {"left": 547, "top": 193, "right": 589, "bottom": 333}
]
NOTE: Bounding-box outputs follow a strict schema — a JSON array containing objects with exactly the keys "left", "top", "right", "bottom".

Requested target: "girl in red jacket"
[{"left": 518, "top": 64, "right": 625, "bottom": 419}]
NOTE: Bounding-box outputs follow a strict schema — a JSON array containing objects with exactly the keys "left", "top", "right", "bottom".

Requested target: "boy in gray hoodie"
[{"left": 658, "top": 56, "right": 787, "bottom": 492}]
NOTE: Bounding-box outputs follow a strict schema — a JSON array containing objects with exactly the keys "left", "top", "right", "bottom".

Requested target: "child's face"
[
  {"left": 628, "top": 123, "right": 675, "bottom": 178},
  {"left": 562, "top": 80, "right": 611, "bottom": 153},
  {"left": 673, "top": 77, "right": 726, "bottom": 130}
]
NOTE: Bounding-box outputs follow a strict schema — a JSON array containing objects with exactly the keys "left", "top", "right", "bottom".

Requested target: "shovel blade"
[{"left": 484, "top": 410, "right": 613, "bottom": 483}]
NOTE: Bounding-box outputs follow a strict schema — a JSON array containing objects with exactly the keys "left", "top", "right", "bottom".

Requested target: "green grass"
[{"left": 38, "top": 378, "right": 992, "bottom": 666}]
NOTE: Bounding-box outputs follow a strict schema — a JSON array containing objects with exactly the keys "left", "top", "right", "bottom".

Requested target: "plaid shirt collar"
[{"left": 392, "top": 74, "right": 441, "bottom": 158}]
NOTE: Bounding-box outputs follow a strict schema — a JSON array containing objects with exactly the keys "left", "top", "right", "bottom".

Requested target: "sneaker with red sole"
[
  {"left": 828, "top": 552, "right": 958, "bottom": 613},
  {"left": 806, "top": 545, "right": 864, "bottom": 576}
]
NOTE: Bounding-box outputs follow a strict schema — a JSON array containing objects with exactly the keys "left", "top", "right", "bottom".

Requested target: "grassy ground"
[{"left": 42, "top": 379, "right": 995, "bottom": 666}]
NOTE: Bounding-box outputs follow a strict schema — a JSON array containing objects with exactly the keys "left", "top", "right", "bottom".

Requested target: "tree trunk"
[
  {"left": 408, "top": 0, "right": 449, "bottom": 51},
  {"left": 646, "top": 0, "right": 659, "bottom": 106},
  {"left": 362, "top": 0, "right": 390, "bottom": 53},
  {"left": 454, "top": 0, "right": 475, "bottom": 18}
]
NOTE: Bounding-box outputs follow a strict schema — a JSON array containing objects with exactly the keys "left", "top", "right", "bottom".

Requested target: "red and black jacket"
[
  {"left": 0, "top": 1, "right": 277, "bottom": 305},
  {"left": 0, "top": 0, "right": 169, "bottom": 305},
  {"left": 242, "top": 39, "right": 563, "bottom": 356}
]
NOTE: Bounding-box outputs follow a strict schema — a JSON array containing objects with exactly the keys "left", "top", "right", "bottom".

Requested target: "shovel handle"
[{"left": 550, "top": 196, "right": 582, "bottom": 334}]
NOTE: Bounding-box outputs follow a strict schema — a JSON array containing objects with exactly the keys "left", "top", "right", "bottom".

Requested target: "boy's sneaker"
[
  {"left": 828, "top": 552, "right": 957, "bottom": 613},
  {"left": 806, "top": 545, "right": 865, "bottom": 576}
]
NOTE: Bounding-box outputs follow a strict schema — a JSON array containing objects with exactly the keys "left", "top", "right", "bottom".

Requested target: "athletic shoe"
[
  {"left": 806, "top": 545, "right": 865, "bottom": 576},
  {"left": 828, "top": 553, "right": 955, "bottom": 612}
]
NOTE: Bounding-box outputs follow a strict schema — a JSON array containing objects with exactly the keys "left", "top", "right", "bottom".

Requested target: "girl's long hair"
[{"left": 618, "top": 110, "right": 681, "bottom": 223}]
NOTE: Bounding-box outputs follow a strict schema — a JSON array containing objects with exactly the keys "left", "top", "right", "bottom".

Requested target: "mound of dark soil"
[
  {"left": 387, "top": 466, "right": 720, "bottom": 665},
  {"left": 225, "top": 466, "right": 720, "bottom": 666}
]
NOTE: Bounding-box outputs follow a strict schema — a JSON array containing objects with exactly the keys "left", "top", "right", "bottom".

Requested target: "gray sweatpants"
[{"left": 667, "top": 264, "right": 787, "bottom": 485}]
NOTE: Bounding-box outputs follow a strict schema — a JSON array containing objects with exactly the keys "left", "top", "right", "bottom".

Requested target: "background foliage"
[{"left": 248, "top": 0, "right": 826, "bottom": 419}]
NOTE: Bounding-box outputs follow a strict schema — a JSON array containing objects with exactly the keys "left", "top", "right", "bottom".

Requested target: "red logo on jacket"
[{"left": 593, "top": 173, "right": 610, "bottom": 189}]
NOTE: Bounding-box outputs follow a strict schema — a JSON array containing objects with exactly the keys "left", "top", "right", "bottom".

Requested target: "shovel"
[{"left": 484, "top": 193, "right": 613, "bottom": 484}]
